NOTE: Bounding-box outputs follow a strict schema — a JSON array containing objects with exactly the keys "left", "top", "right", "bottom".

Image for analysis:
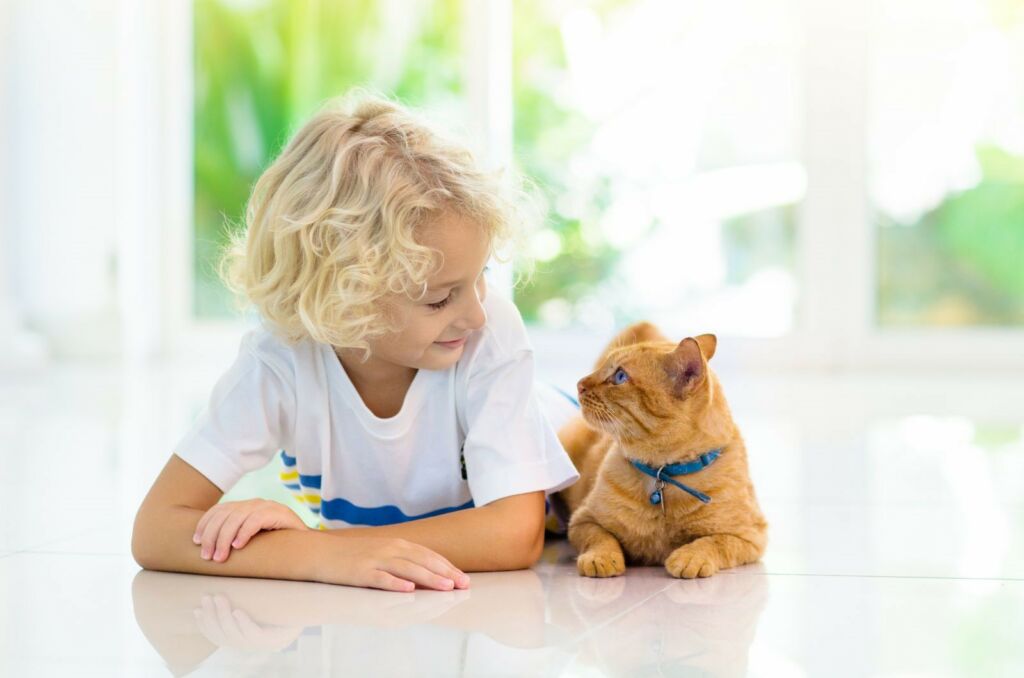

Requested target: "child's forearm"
[
  {"left": 132, "top": 504, "right": 323, "bottom": 582},
  {"left": 322, "top": 492, "right": 546, "bottom": 572}
]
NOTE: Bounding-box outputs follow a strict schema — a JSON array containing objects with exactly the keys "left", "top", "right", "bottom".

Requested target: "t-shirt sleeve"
[
  {"left": 173, "top": 340, "right": 295, "bottom": 492},
  {"left": 461, "top": 348, "right": 580, "bottom": 507}
]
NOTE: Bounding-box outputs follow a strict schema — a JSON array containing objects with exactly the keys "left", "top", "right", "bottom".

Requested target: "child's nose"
[{"left": 456, "top": 294, "right": 487, "bottom": 331}]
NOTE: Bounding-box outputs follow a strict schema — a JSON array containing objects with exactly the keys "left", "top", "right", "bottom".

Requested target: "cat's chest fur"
[{"left": 590, "top": 451, "right": 721, "bottom": 565}]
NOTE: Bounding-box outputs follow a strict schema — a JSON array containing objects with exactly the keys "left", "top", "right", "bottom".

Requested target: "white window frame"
[{"left": 153, "top": 0, "right": 1024, "bottom": 370}]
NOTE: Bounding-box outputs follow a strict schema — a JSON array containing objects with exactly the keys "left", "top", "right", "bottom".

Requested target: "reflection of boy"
[{"left": 131, "top": 568, "right": 575, "bottom": 675}]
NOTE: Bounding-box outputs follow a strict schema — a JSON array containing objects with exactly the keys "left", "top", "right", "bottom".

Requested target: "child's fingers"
[
  {"left": 212, "top": 511, "right": 251, "bottom": 562},
  {"left": 401, "top": 543, "right": 469, "bottom": 588},
  {"left": 385, "top": 559, "right": 456, "bottom": 591},
  {"left": 193, "top": 506, "right": 218, "bottom": 544},
  {"left": 369, "top": 570, "right": 416, "bottom": 593},
  {"left": 195, "top": 504, "right": 232, "bottom": 548},
  {"left": 230, "top": 514, "right": 267, "bottom": 550},
  {"left": 198, "top": 508, "right": 233, "bottom": 560}
]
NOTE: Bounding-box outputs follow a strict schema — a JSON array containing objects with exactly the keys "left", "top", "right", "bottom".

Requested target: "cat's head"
[{"left": 575, "top": 333, "right": 718, "bottom": 444}]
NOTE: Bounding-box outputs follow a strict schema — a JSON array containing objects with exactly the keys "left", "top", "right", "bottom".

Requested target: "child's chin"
[{"left": 425, "top": 343, "right": 464, "bottom": 366}]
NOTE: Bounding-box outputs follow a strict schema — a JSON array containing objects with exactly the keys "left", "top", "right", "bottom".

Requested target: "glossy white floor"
[{"left": 2, "top": 354, "right": 1023, "bottom": 677}]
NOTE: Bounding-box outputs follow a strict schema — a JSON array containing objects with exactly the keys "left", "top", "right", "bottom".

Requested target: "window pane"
[
  {"left": 872, "top": 1, "right": 1024, "bottom": 327},
  {"left": 512, "top": 0, "right": 803, "bottom": 337},
  {"left": 193, "top": 0, "right": 464, "bottom": 319}
]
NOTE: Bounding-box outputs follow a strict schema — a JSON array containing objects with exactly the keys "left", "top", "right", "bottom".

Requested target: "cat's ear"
[
  {"left": 695, "top": 334, "right": 717, "bottom": 361},
  {"left": 665, "top": 337, "right": 706, "bottom": 397}
]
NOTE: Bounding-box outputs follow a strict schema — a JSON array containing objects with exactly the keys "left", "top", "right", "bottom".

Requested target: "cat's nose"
[{"left": 577, "top": 378, "right": 588, "bottom": 395}]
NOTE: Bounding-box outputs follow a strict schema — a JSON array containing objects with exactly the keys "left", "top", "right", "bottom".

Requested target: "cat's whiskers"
[{"left": 578, "top": 397, "right": 617, "bottom": 433}]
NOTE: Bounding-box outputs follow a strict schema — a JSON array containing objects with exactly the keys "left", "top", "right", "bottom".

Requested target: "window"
[
  {"left": 512, "top": 0, "right": 803, "bottom": 338},
  {"left": 184, "top": 0, "right": 1024, "bottom": 368},
  {"left": 872, "top": 0, "right": 1024, "bottom": 327},
  {"left": 193, "top": 0, "right": 465, "bottom": 319}
]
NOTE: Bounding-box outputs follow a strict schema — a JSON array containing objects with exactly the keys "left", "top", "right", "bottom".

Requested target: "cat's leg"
[
  {"left": 664, "top": 533, "right": 763, "bottom": 579},
  {"left": 569, "top": 510, "right": 627, "bottom": 578}
]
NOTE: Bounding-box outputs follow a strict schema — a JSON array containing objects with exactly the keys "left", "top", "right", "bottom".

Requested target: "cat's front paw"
[
  {"left": 577, "top": 550, "right": 626, "bottom": 578},
  {"left": 665, "top": 543, "right": 720, "bottom": 579}
]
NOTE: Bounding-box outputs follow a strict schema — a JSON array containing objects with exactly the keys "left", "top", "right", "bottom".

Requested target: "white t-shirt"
[{"left": 174, "top": 292, "right": 580, "bottom": 529}]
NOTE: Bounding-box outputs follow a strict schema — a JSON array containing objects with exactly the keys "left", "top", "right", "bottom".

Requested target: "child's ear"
[{"left": 664, "top": 338, "right": 706, "bottom": 397}]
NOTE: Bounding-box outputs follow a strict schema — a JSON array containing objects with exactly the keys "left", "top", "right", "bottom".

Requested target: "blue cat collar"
[{"left": 629, "top": 449, "right": 720, "bottom": 505}]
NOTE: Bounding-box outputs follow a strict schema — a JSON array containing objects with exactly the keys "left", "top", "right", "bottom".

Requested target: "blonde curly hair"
[{"left": 217, "top": 90, "right": 533, "bottom": 357}]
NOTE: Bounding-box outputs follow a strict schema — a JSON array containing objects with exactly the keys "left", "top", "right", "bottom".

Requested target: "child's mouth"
[{"left": 435, "top": 336, "right": 468, "bottom": 348}]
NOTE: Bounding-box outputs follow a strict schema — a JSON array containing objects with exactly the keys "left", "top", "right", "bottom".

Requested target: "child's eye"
[
  {"left": 611, "top": 368, "right": 629, "bottom": 385},
  {"left": 428, "top": 293, "right": 452, "bottom": 310},
  {"left": 426, "top": 266, "right": 489, "bottom": 311}
]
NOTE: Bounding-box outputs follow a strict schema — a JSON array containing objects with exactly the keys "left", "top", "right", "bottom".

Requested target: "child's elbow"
[
  {"left": 508, "top": 520, "right": 545, "bottom": 570},
  {"left": 524, "top": 526, "right": 545, "bottom": 567},
  {"left": 131, "top": 540, "right": 155, "bottom": 571},
  {"left": 130, "top": 521, "right": 152, "bottom": 570},
  {"left": 488, "top": 492, "right": 547, "bottom": 569},
  {"left": 130, "top": 507, "right": 162, "bottom": 571}
]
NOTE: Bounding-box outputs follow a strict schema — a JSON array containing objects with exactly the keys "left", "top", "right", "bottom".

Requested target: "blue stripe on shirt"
[
  {"left": 279, "top": 450, "right": 476, "bottom": 526},
  {"left": 280, "top": 451, "right": 321, "bottom": 488},
  {"left": 320, "top": 497, "right": 475, "bottom": 526},
  {"left": 298, "top": 474, "right": 321, "bottom": 489}
]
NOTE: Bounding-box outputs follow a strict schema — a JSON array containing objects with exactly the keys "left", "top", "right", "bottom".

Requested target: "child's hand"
[
  {"left": 193, "top": 499, "right": 309, "bottom": 563},
  {"left": 315, "top": 537, "right": 471, "bottom": 593}
]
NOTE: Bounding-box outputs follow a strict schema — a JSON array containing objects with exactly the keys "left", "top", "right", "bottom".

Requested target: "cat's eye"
[{"left": 611, "top": 367, "right": 629, "bottom": 385}]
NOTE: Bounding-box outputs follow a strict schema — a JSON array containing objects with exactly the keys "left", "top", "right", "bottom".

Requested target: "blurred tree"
[
  {"left": 510, "top": 0, "right": 626, "bottom": 324},
  {"left": 195, "top": 0, "right": 804, "bottom": 332},
  {"left": 878, "top": 145, "right": 1024, "bottom": 326},
  {"left": 194, "top": 0, "right": 463, "bottom": 318}
]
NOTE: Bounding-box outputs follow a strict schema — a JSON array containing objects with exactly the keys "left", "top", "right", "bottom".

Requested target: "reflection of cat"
[
  {"left": 537, "top": 540, "right": 769, "bottom": 677},
  {"left": 554, "top": 322, "right": 767, "bottom": 578},
  {"left": 574, "top": 566, "right": 770, "bottom": 678}
]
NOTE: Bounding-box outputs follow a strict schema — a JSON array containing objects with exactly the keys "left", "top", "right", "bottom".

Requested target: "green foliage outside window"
[
  {"left": 195, "top": 1, "right": 1023, "bottom": 331},
  {"left": 195, "top": 0, "right": 802, "bottom": 331},
  {"left": 509, "top": 0, "right": 624, "bottom": 324},
  {"left": 878, "top": 146, "right": 1024, "bottom": 326},
  {"left": 193, "top": 0, "right": 463, "bottom": 318},
  {"left": 194, "top": 0, "right": 634, "bottom": 327}
]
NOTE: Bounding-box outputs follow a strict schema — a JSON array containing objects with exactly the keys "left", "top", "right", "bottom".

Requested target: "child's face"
[{"left": 366, "top": 210, "right": 491, "bottom": 373}]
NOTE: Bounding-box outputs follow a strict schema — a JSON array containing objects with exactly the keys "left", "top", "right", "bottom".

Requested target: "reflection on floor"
[{"left": 1, "top": 359, "right": 1023, "bottom": 676}]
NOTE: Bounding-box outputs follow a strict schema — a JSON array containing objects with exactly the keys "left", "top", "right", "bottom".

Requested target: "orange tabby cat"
[{"left": 554, "top": 322, "right": 767, "bottom": 578}]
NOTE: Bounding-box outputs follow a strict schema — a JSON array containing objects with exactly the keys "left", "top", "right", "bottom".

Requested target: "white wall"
[
  {"left": 0, "top": 0, "right": 49, "bottom": 367},
  {"left": 2, "top": 0, "right": 120, "bottom": 361}
]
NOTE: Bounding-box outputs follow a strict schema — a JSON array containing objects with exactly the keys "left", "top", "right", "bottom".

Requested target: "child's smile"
[{"left": 335, "top": 209, "right": 491, "bottom": 387}]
